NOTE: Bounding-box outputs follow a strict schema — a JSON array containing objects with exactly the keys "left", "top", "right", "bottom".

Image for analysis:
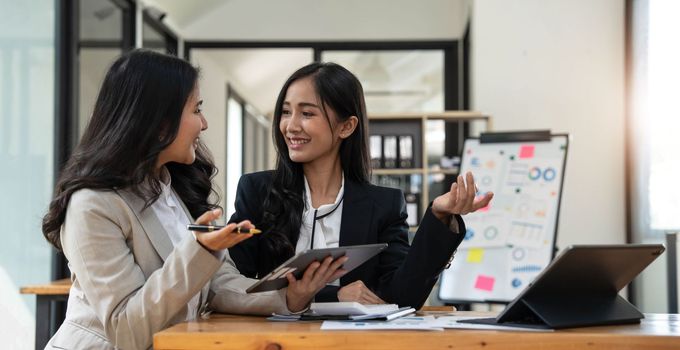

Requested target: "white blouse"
[
  {"left": 149, "top": 168, "right": 200, "bottom": 320},
  {"left": 295, "top": 175, "right": 345, "bottom": 254}
]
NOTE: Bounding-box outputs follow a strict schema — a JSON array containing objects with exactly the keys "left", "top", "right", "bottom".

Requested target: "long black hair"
[
  {"left": 42, "top": 49, "right": 218, "bottom": 250},
  {"left": 257, "top": 62, "right": 371, "bottom": 276}
]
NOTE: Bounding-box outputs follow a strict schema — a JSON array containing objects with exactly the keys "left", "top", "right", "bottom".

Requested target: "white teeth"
[{"left": 290, "top": 139, "right": 310, "bottom": 145}]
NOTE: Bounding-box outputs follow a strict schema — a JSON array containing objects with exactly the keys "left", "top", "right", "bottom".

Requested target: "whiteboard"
[{"left": 438, "top": 133, "right": 569, "bottom": 303}]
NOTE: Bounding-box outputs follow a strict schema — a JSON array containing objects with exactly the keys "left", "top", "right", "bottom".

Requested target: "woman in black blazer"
[{"left": 229, "top": 62, "right": 493, "bottom": 309}]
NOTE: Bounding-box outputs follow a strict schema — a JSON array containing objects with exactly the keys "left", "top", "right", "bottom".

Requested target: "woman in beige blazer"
[{"left": 41, "top": 50, "right": 345, "bottom": 350}]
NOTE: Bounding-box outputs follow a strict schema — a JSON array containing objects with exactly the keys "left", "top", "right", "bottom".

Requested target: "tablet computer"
[
  {"left": 246, "top": 243, "right": 388, "bottom": 293},
  {"left": 458, "top": 244, "right": 665, "bottom": 329}
]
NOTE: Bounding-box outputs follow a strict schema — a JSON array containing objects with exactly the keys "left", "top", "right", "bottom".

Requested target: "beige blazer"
[{"left": 46, "top": 188, "right": 290, "bottom": 350}]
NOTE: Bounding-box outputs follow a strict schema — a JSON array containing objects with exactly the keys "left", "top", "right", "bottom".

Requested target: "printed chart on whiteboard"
[{"left": 438, "top": 134, "right": 569, "bottom": 303}]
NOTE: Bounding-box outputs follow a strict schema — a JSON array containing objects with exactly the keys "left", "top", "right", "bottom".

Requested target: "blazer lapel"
[
  {"left": 339, "top": 179, "right": 374, "bottom": 247},
  {"left": 117, "top": 189, "right": 174, "bottom": 262}
]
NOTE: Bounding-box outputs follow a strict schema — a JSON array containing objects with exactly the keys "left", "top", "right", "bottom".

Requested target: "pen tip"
[{"left": 250, "top": 228, "right": 262, "bottom": 234}]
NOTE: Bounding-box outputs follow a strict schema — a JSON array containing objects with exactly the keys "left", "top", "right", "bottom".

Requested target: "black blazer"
[{"left": 228, "top": 171, "right": 466, "bottom": 309}]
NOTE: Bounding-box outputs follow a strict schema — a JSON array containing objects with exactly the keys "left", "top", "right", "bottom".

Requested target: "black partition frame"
[
  {"left": 55, "top": 0, "right": 136, "bottom": 277},
  {"left": 51, "top": 0, "right": 136, "bottom": 345},
  {"left": 142, "top": 8, "right": 178, "bottom": 55}
]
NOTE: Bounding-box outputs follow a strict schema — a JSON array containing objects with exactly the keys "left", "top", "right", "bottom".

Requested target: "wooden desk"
[
  {"left": 20, "top": 278, "right": 72, "bottom": 350},
  {"left": 154, "top": 311, "right": 680, "bottom": 350}
]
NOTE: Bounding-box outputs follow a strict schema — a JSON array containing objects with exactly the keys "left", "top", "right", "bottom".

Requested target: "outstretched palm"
[{"left": 432, "top": 171, "right": 494, "bottom": 221}]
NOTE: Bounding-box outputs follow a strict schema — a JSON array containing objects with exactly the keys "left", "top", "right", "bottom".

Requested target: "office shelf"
[{"left": 368, "top": 111, "right": 491, "bottom": 231}]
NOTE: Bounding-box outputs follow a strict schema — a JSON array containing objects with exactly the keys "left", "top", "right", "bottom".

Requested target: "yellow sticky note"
[{"left": 466, "top": 248, "right": 484, "bottom": 263}]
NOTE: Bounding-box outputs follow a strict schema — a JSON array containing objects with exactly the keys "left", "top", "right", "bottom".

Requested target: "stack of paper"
[
  {"left": 309, "top": 302, "right": 415, "bottom": 321},
  {"left": 267, "top": 302, "right": 415, "bottom": 322}
]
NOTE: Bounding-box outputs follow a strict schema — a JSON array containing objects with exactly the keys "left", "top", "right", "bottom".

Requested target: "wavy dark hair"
[
  {"left": 257, "top": 62, "right": 370, "bottom": 276},
  {"left": 42, "top": 49, "right": 219, "bottom": 250}
]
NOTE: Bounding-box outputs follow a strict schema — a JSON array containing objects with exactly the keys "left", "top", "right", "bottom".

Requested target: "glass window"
[
  {"left": 645, "top": 1, "right": 680, "bottom": 231},
  {"left": 0, "top": 0, "right": 55, "bottom": 347},
  {"left": 630, "top": 0, "right": 680, "bottom": 314},
  {"left": 226, "top": 97, "right": 243, "bottom": 215},
  {"left": 78, "top": 0, "right": 133, "bottom": 137},
  {"left": 631, "top": 1, "right": 680, "bottom": 238},
  {"left": 243, "top": 106, "right": 270, "bottom": 174}
]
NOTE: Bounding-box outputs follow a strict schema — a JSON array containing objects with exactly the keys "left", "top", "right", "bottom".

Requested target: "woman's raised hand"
[
  {"left": 192, "top": 208, "right": 254, "bottom": 251},
  {"left": 431, "top": 171, "right": 494, "bottom": 223},
  {"left": 285, "top": 255, "right": 348, "bottom": 313}
]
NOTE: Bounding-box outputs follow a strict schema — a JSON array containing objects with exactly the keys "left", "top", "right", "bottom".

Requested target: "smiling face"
[
  {"left": 157, "top": 85, "right": 207, "bottom": 167},
  {"left": 279, "top": 77, "right": 352, "bottom": 166}
]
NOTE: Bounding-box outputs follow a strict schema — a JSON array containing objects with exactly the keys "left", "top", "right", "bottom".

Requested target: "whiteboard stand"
[
  {"left": 438, "top": 130, "right": 569, "bottom": 306},
  {"left": 667, "top": 231, "right": 678, "bottom": 313}
]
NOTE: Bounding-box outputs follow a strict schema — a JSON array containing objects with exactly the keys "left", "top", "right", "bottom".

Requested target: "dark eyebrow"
[
  {"left": 196, "top": 100, "right": 203, "bottom": 106},
  {"left": 282, "top": 101, "right": 320, "bottom": 109}
]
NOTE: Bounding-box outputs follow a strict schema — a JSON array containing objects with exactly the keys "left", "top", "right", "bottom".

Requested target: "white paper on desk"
[
  {"left": 321, "top": 316, "right": 443, "bottom": 331},
  {"left": 433, "top": 316, "right": 554, "bottom": 332}
]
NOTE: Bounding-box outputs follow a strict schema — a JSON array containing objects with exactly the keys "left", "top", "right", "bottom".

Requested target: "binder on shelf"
[
  {"left": 404, "top": 192, "right": 420, "bottom": 227},
  {"left": 398, "top": 135, "right": 414, "bottom": 168},
  {"left": 383, "top": 135, "right": 398, "bottom": 168},
  {"left": 369, "top": 134, "right": 383, "bottom": 169}
]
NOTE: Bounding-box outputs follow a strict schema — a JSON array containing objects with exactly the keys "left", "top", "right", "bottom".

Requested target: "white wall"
[{"left": 471, "top": 0, "right": 626, "bottom": 252}]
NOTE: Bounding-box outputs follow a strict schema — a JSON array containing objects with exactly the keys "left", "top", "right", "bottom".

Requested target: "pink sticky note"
[
  {"left": 474, "top": 275, "right": 495, "bottom": 291},
  {"left": 519, "top": 145, "right": 535, "bottom": 159}
]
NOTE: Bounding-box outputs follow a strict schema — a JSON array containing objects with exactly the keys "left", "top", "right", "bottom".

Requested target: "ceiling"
[{"left": 81, "top": 0, "right": 471, "bottom": 115}]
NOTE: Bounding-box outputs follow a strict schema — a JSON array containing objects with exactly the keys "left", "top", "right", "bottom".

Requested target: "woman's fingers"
[
  {"left": 193, "top": 209, "right": 259, "bottom": 250},
  {"left": 286, "top": 272, "right": 298, "bottom": 287},
  {"left": 236, "top": 220, "right": 254, "bottom": 231},
  {"left": 451, "top": 175, "right": 466, "bottom": 213},
  {"left": 301, "top": 261, "right": 321, "bottom": 283},
  {"left": 195, "top": 208, "right": 222, "bottom": 225},
  {"left": 472, "top": 192, "right": 494, "bottom": 211},
  {"left": 452, "top": 172, "right": 482, "bottom": 214},
  {"left": 196, "top": 221, "right": 254, "bottom": 251},
  {"left": 310, "top": 256, "right": 334, "bottom": 284},
  {"left": 448, "top": 182, "right": 458, "bottom": 208},
  {"left": 295, "top": 256, "right": 349, "bottom": 295},
  {"left": 361, "top": 288, "right": 385, "bottom": 304},
  {"left": 323, "top": 256, "right": 349, "bottom": 283},
  {"left": 432, "top": 171, "right": 495, "bottom": 218},
  {"left": 464, "top": 172, "right": 477, "bottom": 212}
]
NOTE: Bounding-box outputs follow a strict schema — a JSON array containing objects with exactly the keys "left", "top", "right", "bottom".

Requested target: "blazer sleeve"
[
  {"left": 374, "top": 190, "right": 465, "bottom": 309},
  {"left": 61, "top": 190, "right": 223, "bottom": 350},
  {"left": 207, "top": 251, "right": 291, "bottom": 316}
]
